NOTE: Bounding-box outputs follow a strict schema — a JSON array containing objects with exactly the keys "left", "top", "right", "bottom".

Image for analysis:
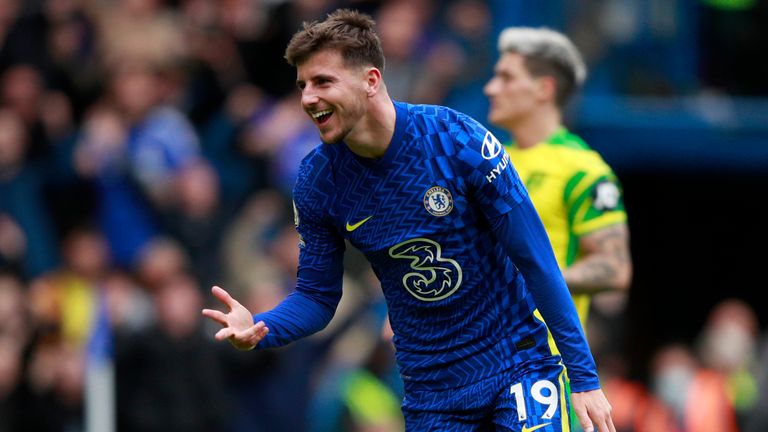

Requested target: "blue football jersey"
[{"left": 289, "top": 101, "right": 588, "bottom": 391}]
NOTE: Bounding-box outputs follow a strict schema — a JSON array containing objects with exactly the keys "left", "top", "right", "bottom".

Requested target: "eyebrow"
[{"left": 296, "top": 73, "right": 337, "bottom": 86}]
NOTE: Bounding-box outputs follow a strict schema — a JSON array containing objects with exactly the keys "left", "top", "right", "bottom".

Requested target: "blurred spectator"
[
  {"left": 0, "top": 55, "right": 89, "bottom": 241},
  {"left": 309, "top": 339, "right": 404, "bottom": 432},
  {"left": 94, "top": 0, "right": 186, "bottom": 82},
  {"left": 0, "top": 272, "right": 34, "bottom": 432},
  {"left": 0, "top": 0, "right": 99, "bottom": 118},
  {"left": 0, "top": 0, "right": 21, "bottom": 48},
  {"left": 586, "top": 287, "right": 678, "bottom": 432},
  {"left": 0, "top": 274, "right": 28, "bottom": 401},
  {"left": 73, "top": 101, "right": 158, "bottom": 268},
  {"left": 0, "top": 333, "right": 24, "bottom": 432},
  {"left": 696, "top": 298, "right": 760, "bottom": 428},
  {"left": 99, "top": 269, "right": 154, "bottom": 335},
  {"left": 240, "top": 94, "right": 319, "bottom": 195},
  {"left": 115, "top": 272, "right": 229, "bottom": 431},
  {"left": 162, "top": 159, "right": 229, "bottom": 289},
  {"left": 651, "top": 343, "right": 738, "bottom": 432},
  {"left": 199, "top": 83, "right": 272, "bottom": 206},
  {"left": 220, "top": 189, "right": 294, "bottom": 296},
  {"left": 745, "top": 329, "right": 768, "bottom": 432},
  {"left": 21, "top": 226, "right": 113, "bottom": 432},
  {"left": 375, "top": 0, "right": 463, "bottom": 105},
  {"left": 21, "top": 226, "right": 117, "bottom": 432},
  {"left": 179, "top": 0, "right": 247, "bottom": 125},
  {"left": 440, "top": 0, "right": 496, "bottom": 117},
  {"left": 76, "top": 53, "right": 204, "bottom": 268},
  {"left": 220, "top": 0, "right": 333, "bottom": 99},
  {"left": 27, "top": 227, "right": 110, "bottom": 346},
  {"left": 0, "top": 271, "right": 27, "bottom": 341},
  {"left": 109, "top": 60, "right": 201, "bottom": 207},
  {"left": 308, "top": 272, "right": 403, "bottom": 432},
  {"left": 0, "top": 65, "right": 52, "bottom": 161},
  {"left": 135, "top": 236, "right": 191, "bottom": 292},
  {"left": 0, "top": 108, "right": 58, "bottom": 278}
]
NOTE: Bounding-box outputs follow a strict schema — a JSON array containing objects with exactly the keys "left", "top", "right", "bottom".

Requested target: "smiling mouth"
[{"left": 311, "top": 109, "right": 333, "bottom": 125}]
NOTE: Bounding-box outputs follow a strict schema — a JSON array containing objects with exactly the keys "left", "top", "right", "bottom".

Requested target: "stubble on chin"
[
  {"left": 319, "top": 133, "right": 341, "bottom": 145},
  {"left": 319, "top": 126, "right": 351, "bottom": 145}
]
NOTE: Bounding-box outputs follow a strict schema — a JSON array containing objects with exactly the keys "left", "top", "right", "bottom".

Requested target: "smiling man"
[{"left": 202, "top": 9, "right": 615, "bottom": 432}]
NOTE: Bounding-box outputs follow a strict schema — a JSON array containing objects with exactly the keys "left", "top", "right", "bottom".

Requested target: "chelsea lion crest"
[{"left": 423, "top": 186, "right": 454, "bottom": 217}]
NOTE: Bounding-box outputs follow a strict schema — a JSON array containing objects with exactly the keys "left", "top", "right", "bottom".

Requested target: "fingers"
[
  {"left": 573, "top": 404, "right": 593, "bottom": 432},
  {"left": 571, "top": 393, "right": 594, "bottom": 432},
  {"left": 211, "top": 285, "right": 238, "bottom": 309},
  {"left": 215, "top": 327, "right": 235, "bottom": 341},
  {"left": 235, "top": 321, "right": 269, "bottom": 344},
  {"left": 572, "top": 390, "right": 615, "bottom": 432},
  {"left": 592, "top": 409, "right": 616, "bottom": 432},
  {"left": 215, "top": 322, "right": 269, "bottom": 350},
  {"left": 201, "top": 308, "right": 228, "bottom": 326}
]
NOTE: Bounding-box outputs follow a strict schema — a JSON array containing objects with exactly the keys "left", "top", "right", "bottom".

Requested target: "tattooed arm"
[{"left": 562, "top": 223, "right": 632, "bottom": 295}]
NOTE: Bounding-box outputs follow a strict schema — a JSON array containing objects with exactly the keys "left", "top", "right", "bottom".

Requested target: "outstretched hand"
[
  {"left": 571, "top": 389, "right": 616, "bottom": 432},
  {"left": 201, "top": 286, "right": 269, "bottom": 351}
]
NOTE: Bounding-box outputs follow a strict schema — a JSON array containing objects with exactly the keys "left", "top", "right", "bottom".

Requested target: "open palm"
[{"left": 201, "top": 286, "right": 269, "bottom": 351}]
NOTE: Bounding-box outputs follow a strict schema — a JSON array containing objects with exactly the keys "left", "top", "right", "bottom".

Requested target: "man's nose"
[
  {"left": 302, "top": 88, "right": 319, "bottom": 107},
  {"left": 483, "top": 80, "right": 496, "bottom": 96}
]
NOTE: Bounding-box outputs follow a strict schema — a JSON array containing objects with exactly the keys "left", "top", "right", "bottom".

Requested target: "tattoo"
[{"left": 563, "top": 224, "right": 631, "bottom": 294}]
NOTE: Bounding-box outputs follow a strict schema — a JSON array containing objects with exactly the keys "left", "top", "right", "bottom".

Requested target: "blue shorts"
[{"left": 402, "top": 356, "right": 571, "bottom": 431}]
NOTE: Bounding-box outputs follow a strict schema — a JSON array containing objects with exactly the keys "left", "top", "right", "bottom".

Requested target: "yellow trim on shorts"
[
  {"left": 558, "top": 366, "right": 571, "bottom": 432},
  {"left": 532, "top": 309, "right": 561, "bottom": 356}
]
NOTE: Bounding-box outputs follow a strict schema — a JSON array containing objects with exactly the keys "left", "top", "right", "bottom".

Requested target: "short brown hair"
[{"left": 284, "top": 9, "right": 385, "bottom": 70}]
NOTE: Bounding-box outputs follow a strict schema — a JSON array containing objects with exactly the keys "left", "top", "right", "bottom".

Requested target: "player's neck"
[
  {"left": 344, "top": 90, "right": 396, "bottom": 159},
  {"left": 510, "top": 107, "right": 561, "bottom": 149}
]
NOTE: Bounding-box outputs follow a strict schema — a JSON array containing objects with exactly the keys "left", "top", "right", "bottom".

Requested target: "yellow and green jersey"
[{"left": 506, "top": 127, "right": 626, "bottom": 328}]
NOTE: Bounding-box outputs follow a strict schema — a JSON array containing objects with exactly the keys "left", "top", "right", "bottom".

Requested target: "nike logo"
[
  {"left": 522, "top": 423, "right": 551, "bottom": 432},
  {"left": 345, "top": 216, "right": 373, "bottom": 232}
]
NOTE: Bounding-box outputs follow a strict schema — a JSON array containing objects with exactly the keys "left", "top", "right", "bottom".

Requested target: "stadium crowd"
[{"left": 1, "top": 0, "right": 767, "bottom": 431}]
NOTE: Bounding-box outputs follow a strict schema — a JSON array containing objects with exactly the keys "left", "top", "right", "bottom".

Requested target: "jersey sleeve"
[
  {"left": 490, "top": 198, "right": 600, "bottom": 392},
  {"left": 252, "top": 153, "right": 346, "bottom": 348},
  {"left": 453, "top": 117, "right": 529, "bottom": 221},
  {"left": 565, "top": 164, "right": 627, "bottom": 237}
]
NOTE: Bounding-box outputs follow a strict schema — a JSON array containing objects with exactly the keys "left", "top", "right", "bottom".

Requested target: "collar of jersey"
[
  {"left": 509, "top": 126, "right": 569, "bottom": 150},
  {"left": 344, "top": 100, "right": 407, "bottom": 171}
]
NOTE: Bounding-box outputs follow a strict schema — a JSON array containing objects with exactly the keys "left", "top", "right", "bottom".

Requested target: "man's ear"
[
  {"left": 365, "top": 67, "right": 383, "bottom": 97},
  {"left": 536, "top": 76, "right": 557, "bottom": 104}
]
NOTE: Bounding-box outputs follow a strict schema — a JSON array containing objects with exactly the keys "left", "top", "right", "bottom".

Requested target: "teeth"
[{"left": 311, "top": 109, "right": 332, "bottom": 119}]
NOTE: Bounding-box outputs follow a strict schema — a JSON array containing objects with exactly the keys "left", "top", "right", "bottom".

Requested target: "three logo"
[{"left": 388, "top": 238, "right": 462, "bottom": 302}]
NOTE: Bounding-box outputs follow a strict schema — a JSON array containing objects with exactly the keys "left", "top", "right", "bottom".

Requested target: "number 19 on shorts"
[{"left": 510, "top": 379, "right": 559, "bottom": 421}]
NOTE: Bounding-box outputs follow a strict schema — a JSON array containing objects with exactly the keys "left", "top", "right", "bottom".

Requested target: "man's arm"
[
  {"left": 251, "top": 259, "right": 344, "bottom": 348},
  {"left": 563, "top": 223, "right": 632, "bottom": 295},
  {"left": 489, "top": 199, "right": 598, "bottom": 390},
  {"left": 202, "top": 250, "right": 344, "bottom": 351},
  {"left": 490, "top": 200, "right": 615, "bottom": 432}
]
